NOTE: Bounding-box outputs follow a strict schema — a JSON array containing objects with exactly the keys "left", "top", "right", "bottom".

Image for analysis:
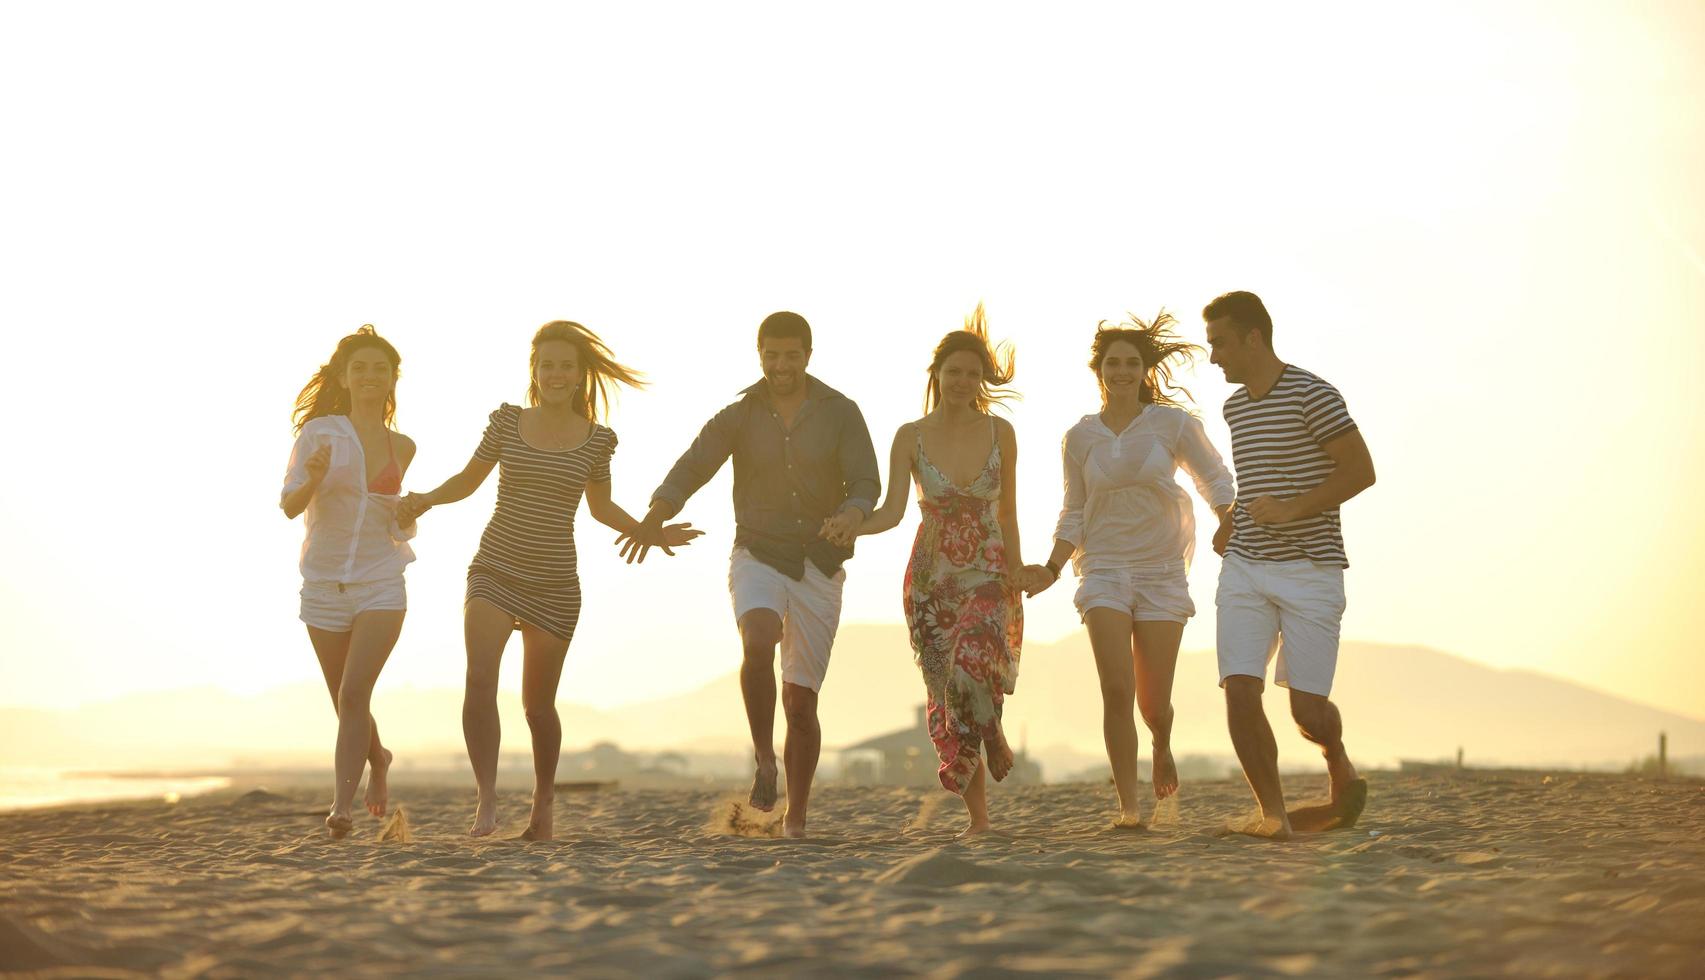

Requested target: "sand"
[{"left": 2, "top": 770, "right": 1702, "bottom": 977}]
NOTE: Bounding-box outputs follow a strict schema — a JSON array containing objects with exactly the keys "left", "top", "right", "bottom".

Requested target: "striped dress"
[
  {"left": 466, "top": 403, "right": 616, "bottom": 641},
  {"left": 1222, "top": 365, "right": 1358, "bottom": 568}
]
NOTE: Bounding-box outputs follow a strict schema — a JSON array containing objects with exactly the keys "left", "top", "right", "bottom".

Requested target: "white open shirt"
[
  {"left": 1053, "top": 405, "right": 1235, "bottom": 576},
  {"left": 282, "top": 415, "right": 416, "bottom": 584}
]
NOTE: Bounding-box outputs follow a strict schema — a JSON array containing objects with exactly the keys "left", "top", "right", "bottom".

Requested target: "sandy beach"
[{"left": 2, "top": 770, "right": 1702, "bottom": 977}]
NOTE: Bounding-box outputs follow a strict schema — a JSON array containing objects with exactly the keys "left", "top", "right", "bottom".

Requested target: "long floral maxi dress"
[{"left": 903, "top": 424, "right": 1023, "bottom": 794}]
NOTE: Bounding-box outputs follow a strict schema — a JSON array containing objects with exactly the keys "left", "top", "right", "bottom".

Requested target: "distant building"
[{"left": 838, "top": 705, "right": 1042, "bottom": 786}]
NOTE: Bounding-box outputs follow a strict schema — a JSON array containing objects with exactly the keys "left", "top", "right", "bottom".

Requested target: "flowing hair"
[
  {"left": 292, "top": 325, "right": 401, "bottom": 435},
  {"left": 923, "top": 301, "right": 1019, "bottom": 414},
  {"left": 1089, "top": 310, "right": 1202, "bottom": 412},
  {"left": 528, "top": 320, "right": 645, "bottom": 421}
]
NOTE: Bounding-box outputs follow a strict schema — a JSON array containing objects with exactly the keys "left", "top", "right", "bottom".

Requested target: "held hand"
[
  {"left": 1212, "top": 515, "right": 1233, "bottom": 556},
  {"left": 660, "top": 522, "right": 704, "bottom": 549},
  {"left": 1019, "top": 564, "right": 1058, "bottom": 598},
  {"left": 304, "top": 444, "right": 332, "bottom": 484},
  {"left": 819, "top": 510, "right": 864, "bottom": 548},
  {"left": 398, "top": 492, "right": 433, "bottom": 525},
  {"left": 1244, "top": 495, "right": 1302, "bottom": 526}
]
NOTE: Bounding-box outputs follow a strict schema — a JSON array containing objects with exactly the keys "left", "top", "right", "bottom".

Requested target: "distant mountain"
[{"left": 2, "top": 626, "right": 1699, "bottom": 777}]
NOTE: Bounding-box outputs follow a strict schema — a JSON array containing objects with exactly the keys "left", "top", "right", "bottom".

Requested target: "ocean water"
[{"left": 0, "top": 767, "right": 231, "bottom": 812}]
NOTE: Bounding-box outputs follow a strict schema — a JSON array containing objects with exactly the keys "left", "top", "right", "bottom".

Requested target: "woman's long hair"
[
  {"left": 923, "top": 302, "right": 1018, "bottom": 414},
  {"left": 292, "top": 325, "right": 401, "bottom": 435},
  {"left": 1089, "top": 310, "right": 1201, "bottom": 412},
  {"left": 528, "top": 320, "right": 645, "bottom": 421}
]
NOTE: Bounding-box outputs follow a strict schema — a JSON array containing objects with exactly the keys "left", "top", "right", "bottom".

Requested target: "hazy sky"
[{"left": 3, "top": 2, "right": 1703, "bottom": 722}]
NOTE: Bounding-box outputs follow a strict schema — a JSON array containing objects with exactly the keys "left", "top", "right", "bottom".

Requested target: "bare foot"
[
  {"left": 1110, "top": 811, "right": 1145, "bottom": 831},
  {"left": 781, "top": 817, "right": 807, "bottom": 839},
  {"left": 1151, "top": 744, "right": 1178, "bottom": 799},
  {"left": 956, "top": 820, "right": 994, "bottom": 838},
  {"left": 749, "top": 758, "right": 779, "bottom": 812},
  {"left": 1227, "top": 812, "right": 1293, "bottom": 840},
  {"left": 325, "top": 811, "right": 354, "bottom": 840},
  {"left": 986, "top": 735, "right": 1015, "bottom": 782},
  {"left": 518, "top": 796, "right": 554, "bottom": 841},
  {"left": 1291, "top": 778, "right": 1369, "bottom": 832},
  {"left": 469, "top": 796, "right": 499, "bottom": 837},
  {"left": 364, "top": 748, "right": 393, "bottom": 818}
]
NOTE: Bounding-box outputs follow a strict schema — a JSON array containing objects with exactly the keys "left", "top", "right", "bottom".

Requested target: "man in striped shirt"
[{"left": 1204, "top": 291, "right": 1377, "bottom": 839}]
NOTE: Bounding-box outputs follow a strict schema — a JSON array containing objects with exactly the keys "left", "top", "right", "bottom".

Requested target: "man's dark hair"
[
  {"left": 1202, "top": 291, "right": 1274, "bottom": 348},
  {"left": 757, "top": 311, "right": 812, "bottom": 351}
]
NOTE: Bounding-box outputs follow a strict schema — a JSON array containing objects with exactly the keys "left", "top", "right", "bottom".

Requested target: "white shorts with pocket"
[
  {"left": 300, "top": 578, "right": 407, "bottom": 632},
  {"left": 1073, "top": 565, "right": 1195, "bottom": 624},
  {"left": 728, "top": 547, "right": 844, "bottom": 692},
  {"left": 1215, "top": 554, "right": 1345, "bottom": 696}
]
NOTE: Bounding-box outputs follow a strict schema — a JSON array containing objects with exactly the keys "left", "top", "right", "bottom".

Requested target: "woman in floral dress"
[{"left": 851, "top": 304, "right": 1045, "bottom": 835}]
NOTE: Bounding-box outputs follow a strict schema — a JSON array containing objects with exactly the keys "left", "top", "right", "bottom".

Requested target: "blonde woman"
[{"left": 404, "top": 321, "right": 699, "bottom": 840}]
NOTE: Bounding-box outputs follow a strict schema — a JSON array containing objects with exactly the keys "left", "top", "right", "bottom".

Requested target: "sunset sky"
[{"left": 2, "top": 2, "right": 1702, "bottom": 729}]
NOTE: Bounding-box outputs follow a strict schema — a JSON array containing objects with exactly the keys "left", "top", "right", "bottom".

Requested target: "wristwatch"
[{"left": 1044, "top": 559, "right": 1062, "bottom": 582}]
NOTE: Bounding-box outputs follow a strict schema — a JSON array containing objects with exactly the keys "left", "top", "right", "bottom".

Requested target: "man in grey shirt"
[{"left": 624, "top": 311, "right": 879, "bottom": 837}]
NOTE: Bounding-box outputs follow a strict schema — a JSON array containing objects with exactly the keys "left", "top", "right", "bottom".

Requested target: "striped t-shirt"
[
  {"left": 470, "top": 403, "right": 616, "bottom": 588},
  {"left": 1223, "top": 365, "right": 1358, "bottom": 568}
]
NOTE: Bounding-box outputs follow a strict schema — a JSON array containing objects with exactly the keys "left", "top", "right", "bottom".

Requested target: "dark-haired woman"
[
  {"left": 403, "top": 321, "right": 700, "bottom": 840},
  {"left": 281, "top": 325, "right": 416, "bottom": 838},
  {"left": 852, "top": 304, "right": 1037, "bottom": 837},
  {"left": 1026, "top": 313, "right": 1234, "bottom": 828}
]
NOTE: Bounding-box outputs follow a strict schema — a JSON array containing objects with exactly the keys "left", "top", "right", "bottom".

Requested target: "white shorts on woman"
[
  {"left": 299, "top": 578, "right": 407, "bottom": 632},
  {"left": 1073, "top": 565, "right": 1195, "bottom": 624}
]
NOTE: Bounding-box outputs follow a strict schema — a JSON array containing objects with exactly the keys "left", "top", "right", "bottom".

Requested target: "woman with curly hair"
[
  {"left": 1026, "top": 312, "right": 1235, "bottom": 828},
  {"left": 280, "top": 325, "right": 416, "bottom": 838},
  {"left": 852, "top": 303, "right": 1039, "bottom": 836},
  {"left": 404, "top": 321, "right": 700, "bottom": 840}
]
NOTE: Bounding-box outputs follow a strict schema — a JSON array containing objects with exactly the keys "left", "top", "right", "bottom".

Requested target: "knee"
[
  {"left": 741, "top": 634, "right": 778, "bottom": 666},
  {"left": 1224, "top": 675, "right": 1264, "bottom": 710},
  {"left": 464, "top": 666, "right": 500, "bottom": 699},
  {"left": 523, "top": 703, "right": 559, "bottom": 727},
  {"left": 1289, "top": 692, "right": 1333, "bottom": 736},
  {"left": 781, "top": 689, "right": 819, "bottom": 728},
  {"left": 1099, "top": 678, "right": 1136, "bottom": 711}
]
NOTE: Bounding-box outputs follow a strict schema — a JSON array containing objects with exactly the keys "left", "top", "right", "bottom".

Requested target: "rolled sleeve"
[
  {"left": 837, "top": 402, "right": 881, "bottom": 517},
  {"left": 1177, "top": 414, "right": 1236, "bottom": 509},
  {"left": 1053, "top": 434, "right": 1087, "bottom": 549},
  {"left": 653, "top": 399, "right": 742, "bottom": 510}
]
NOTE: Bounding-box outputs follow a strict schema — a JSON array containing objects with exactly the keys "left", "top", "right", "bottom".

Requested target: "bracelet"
[{"left": 1044, "top": 559, "right": 1062, "bottom": 582}]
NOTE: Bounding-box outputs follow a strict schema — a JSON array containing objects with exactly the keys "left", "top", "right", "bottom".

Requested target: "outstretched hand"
[
  {"left": 660, "top": 522, "right": 704, "bottom": 548},
  {"left": 617, "top": 515, "right": 673, "bottom": 564}
]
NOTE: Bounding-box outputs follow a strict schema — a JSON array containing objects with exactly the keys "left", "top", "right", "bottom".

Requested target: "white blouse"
[
  {"left": 1053, "top": 405, "right": 1235, "bottom": 576},
  {"left": 281, "top": 416, "right": 416, "bottom": 584}
]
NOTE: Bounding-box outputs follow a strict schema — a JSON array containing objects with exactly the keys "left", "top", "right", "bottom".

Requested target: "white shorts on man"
[
  {"left": 1216, "top": 555, "right": 1345, "bottom": 697},
  {"left": 728, "top": 547, "right": 844, "bottom": 692}
]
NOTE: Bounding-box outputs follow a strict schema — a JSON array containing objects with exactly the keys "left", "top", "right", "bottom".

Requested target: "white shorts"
[
  {"left": 1073, "top": 566, "right": 1195, "bottom": 624},
  {"left": 728, "top": 548, "right": 844, "bottom": 692},
  {"left": 1215, "top": 555, "right": 1345, "bottom": 697},
  {"left": 300, "top": 578, "right": 407, "bottom": 632}
]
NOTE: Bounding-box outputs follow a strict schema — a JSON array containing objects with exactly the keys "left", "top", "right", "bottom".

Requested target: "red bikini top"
[{"left": 368, "top": 431, "right": 401, "bottom": 495}]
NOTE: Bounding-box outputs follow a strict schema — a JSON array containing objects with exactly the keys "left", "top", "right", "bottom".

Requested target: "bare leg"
[
  {"left": 1084, "top": 608, "right": 1142, "bottom": 826},
  {"left": 984, "top": 724, "right": 1015, "bottom": 782},
  {"left": 780, "top": 681, "right": 819, "bottom": 837},
  {"left": 307, "top": 626, "right": 392, "bottom": 817},
  {"left": 463, "top": 598, "right": 514, "bottom": 836},
  {"left": 957, "top": 757, "right": 991, "bottom": 837},
  {"left": 1224, "top": 674, "right": 1292, "bottom": 839},
  {"left": 517, "top": 626, "right": 570, "bottom": 841},
  {"left": 1286, "top": 689, "right": 1367, "bottom": 831},
  {"left": 326, "top": 609, "right": 403, "bottom": 837},
  {"left": 737, "top": 609, "right": 782, "bottom": 812},
  {"left": 1133, "top": 620, "right": 1183, "bottom": 800}
]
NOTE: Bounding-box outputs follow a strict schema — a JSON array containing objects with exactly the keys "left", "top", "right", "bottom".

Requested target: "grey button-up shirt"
[{"left": 652, "top": 375, "right": 880, "bottom": 580}]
